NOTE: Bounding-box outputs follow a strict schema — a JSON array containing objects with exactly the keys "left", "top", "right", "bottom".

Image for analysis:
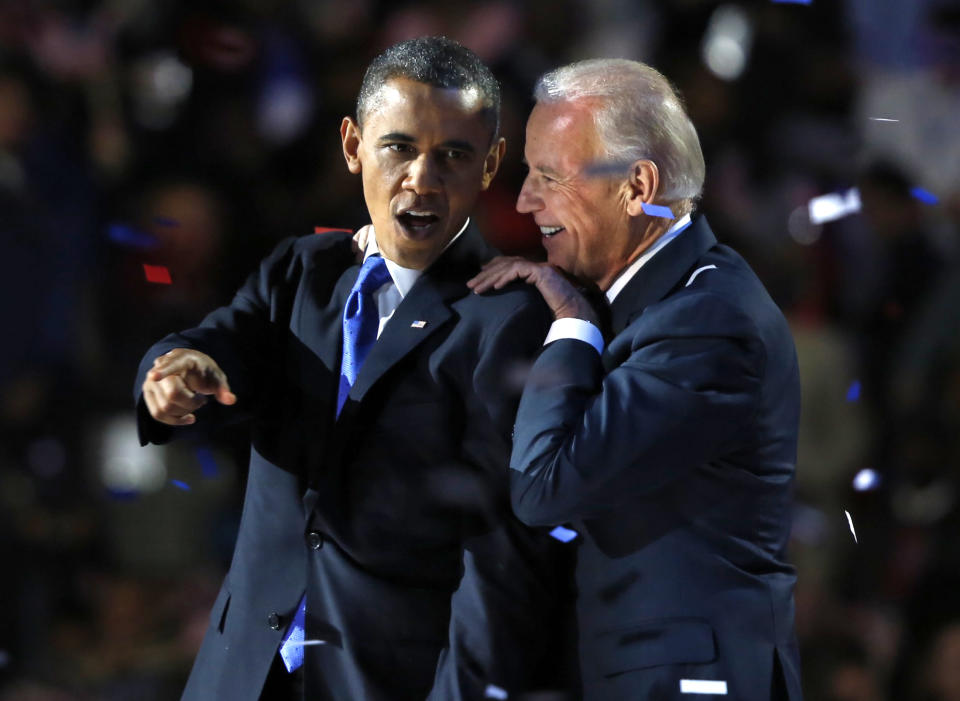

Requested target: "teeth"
[
  {"left": 540, "top": 225, "right": 564, "bottom": 236},
  {"left": 406, "top": 211, "right": 435, "bottom": 217}
]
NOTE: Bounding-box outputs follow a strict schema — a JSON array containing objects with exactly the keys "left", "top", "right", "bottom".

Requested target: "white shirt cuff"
[{"left": 543, "top": 318, "right": 605, "bottom": 355}]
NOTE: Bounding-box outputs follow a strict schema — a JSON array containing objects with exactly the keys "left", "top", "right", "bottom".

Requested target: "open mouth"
[
  {"left": 397, "top": 210, "right": 441, "bottom": 232},
  {"left": 540, "top": 225, "right": 565, "bottom": 238}
]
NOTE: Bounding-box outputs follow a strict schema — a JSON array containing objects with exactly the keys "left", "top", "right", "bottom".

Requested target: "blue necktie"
[
  {"left": 278, "top": 255, "right": 392, "bottom": 672},
  {"left": 336, "top": 255, "right": 392, "bottom": 417}
]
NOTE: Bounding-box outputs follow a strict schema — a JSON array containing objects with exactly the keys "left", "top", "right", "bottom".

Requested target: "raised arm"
[{"left": 133, "top": 236, "right": 316, "bottom": 446}]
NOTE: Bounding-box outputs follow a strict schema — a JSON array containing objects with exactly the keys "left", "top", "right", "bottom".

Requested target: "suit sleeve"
[
  {"left": 133, "top": 236, "right": 304, "bottom": 446},
  {"left": 429, "top": 291, "right": 579, "bottom": 699},
  {"left": 510, "top": 292, "right": 766, "bottom": 526}
]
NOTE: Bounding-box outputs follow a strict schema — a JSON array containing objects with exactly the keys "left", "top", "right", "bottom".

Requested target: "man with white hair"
[{"left": 470, "top": 58, "right": 803, "bottom": 700}]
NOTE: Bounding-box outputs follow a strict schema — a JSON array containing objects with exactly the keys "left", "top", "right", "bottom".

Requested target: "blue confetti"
[
  {"left": 107, "top": 223, "right": 159, "bottom": 249},
  {"left": 153, "top": 216, "right": 180, "bottom": 227},
  {"left": 852, "top": 468, "right": 881, "bottom": 492},
  {"left": 171, "top": 479, "right": 191, "bottom": 491},
  {"left": 846, "top": 380, "right": 861, "bottom": 402},
  {"left": 196, "top": 445, "right": 219, "bottom": 478},
  {"left": 772, "top": 0, "right": 811, "bottom": 4},
  {"left": 641, "top": 202, "right": 675, "bottom": 219},
  {"left": 549, "top": 525, "right": 579, "bottom": 543},
  {"left": 910, "top": 187, "right": 939, "bottom": 205},
  {"left": 583, "top": 160, "right": 634, "bottom": 178},
  {"left": 484, "top": 684, "right": 509, "bottom": 700}
]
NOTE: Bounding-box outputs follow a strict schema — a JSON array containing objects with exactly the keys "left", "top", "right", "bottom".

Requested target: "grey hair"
[{"left": 534, "top": 59, "right": 705, "bottom": 213}]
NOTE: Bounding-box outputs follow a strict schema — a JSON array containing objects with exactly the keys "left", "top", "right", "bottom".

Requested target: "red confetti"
[
  {"left": 143, "top": 264, "right": 172, "bottom": 284},
  {"left": 314, "top": 226, "right": 353, "bottom": 235}
]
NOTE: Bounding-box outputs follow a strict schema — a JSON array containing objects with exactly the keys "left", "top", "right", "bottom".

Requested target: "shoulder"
[
  {"left": 288, "top": 229, "right": 355, "bottom": 260},
  {"left": 255, "top": 231, "right": 355, "bottom": 282},
  {"left": 663, "top": 244, "right": 786, "bottom": 336},
  {"left": 458, "top": 280, "right": 553, "bottom": 326}
]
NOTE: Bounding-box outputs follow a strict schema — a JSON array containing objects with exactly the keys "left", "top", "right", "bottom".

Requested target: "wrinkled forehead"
[{"left": 526, "top": 98, "right": 604, "bottom": 159}]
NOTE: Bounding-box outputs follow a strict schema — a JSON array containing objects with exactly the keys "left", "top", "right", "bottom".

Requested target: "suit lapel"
[
  {"left": 342, "top": 221, "right": 494, "bottom": 413},
  {"left": 317, "top": 265, "right": 359, "bottom": 375},
  {"left": 608, "top": 216, "right": 717, "bottom": 335},
  {"left": 302, "top": 248, "right": 360, "bottom": 488}
]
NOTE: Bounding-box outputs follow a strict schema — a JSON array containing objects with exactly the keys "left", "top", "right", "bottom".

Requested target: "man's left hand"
[{"left": 468, "top": 256, "right": 599, "bottom": 324}]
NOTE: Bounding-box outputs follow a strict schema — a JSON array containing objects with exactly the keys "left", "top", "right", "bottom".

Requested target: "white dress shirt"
[
  {"left": 363, "top": 218, "right": 470, "bottom": 338},
  {"left": 542, "top": 213, "right": 693, "bottom": 354}
]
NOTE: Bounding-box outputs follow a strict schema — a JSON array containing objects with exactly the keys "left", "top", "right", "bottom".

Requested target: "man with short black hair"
[{"left": 138, "top": 37, "right": 576, "bottom": 701}]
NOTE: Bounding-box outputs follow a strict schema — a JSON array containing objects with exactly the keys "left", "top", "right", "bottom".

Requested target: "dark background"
[{"left": 1, "top": 0, "right": 959, "bottom": 699}]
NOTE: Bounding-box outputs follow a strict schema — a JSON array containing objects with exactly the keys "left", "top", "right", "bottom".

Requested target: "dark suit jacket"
[
  {"left": 135, "top": 225, "right": 578, "bottom": 700},
  {"left": 509, "top": 216, "right": 803, "bottom": 701}
]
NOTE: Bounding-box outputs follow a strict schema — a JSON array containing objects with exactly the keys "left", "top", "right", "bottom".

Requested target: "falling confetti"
[
  {"left": 484, "top": 684, "right": 509, "bottom": 700},
  {"left": 868, "top": 117, "right": 900, "bottom": 122},
  {"left": 549, "top": 525, "right": 579, "bottom": 543},
  {"left": 171, "top": 479, "right": 191, "bottom": 491},
  {"left": 910, "top": 187, "right": 939, "bottom": 205},
  {"left": 314, "top": 227, "right": 352, "bottom": 235},
  {"left": 108, "top": 223, "right": 159, "bottom": 249},
  {"left": 287, "top": 639, "right": 327, "bottom": 647},
  {"left": 195, "top": 445, "right": 219, "bottom": 478},
  {"left": 143, "top": 264, "right": 172, "bottom": 284},
  {"left": 808, "top": 188, "right": 861, "bottom": 225},
  {"left": 846, "top": 380, "right": 861, "bottom": 402},
  {"left": 852, "top": 468, "right": 881, "bottom": 492},
  {"left": 641, "top": 202, "right": 676, "bottom": 219},
  {"left": 583, "top": 160, "right": 634, "bottom": 178},
  {"left": 680, "top": 679, "right": 728, "bottom": 695},
  {"left": 844, "top": 510, "right": 858, "bottom": 543}
]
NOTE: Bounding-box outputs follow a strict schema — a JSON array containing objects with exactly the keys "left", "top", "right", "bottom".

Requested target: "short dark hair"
[{"left": 356, "top": 36, "right": 500, "bottom": 141}]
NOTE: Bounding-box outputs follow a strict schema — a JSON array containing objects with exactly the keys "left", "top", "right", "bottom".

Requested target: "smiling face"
[
  {"left": 341, "top": 77, "right": 505, "bottom": 270},
  {"left": 517, "top": 99, "right": 644, "bottom": 290}
]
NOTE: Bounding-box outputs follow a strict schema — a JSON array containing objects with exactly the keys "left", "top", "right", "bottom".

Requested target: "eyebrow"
[
  {"left": 376, "top": 132, "right": 476, "bottom": 154},
  {"left": 377, "top": 132, "right": 416, "bottom": 144}
]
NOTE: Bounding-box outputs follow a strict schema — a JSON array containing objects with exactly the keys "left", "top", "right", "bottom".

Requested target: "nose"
[
  {"left": 516, "top": 175, "right": 542, "bottom": 214},
  {"left": 404, "top": 154, "right": 442, "bottom": 195}
]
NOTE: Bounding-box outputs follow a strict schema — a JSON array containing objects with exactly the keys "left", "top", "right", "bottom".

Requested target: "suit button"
[
  {"left": 306, "top": 531, "right": 324, "bottom": 550},
  {"left": 267, "top": 613, "right": 281, "bottom": 630}
]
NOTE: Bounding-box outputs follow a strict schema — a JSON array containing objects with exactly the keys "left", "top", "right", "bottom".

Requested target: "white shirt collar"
[
  {"left": 605, "top": 213, "right": 693, "bottom": 304},
  {"left": 363, "top": 217, "right": 470, "bottom": 298}
]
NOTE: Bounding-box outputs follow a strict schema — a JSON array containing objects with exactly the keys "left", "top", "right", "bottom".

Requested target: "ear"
[
  {"left": 341, "top": 117, "right": 363, "bottom": 174},
  {"left": 480, "top": 137, "right": 507, "bottom": 191},
  {"left": 624, "top": 159, "right": 660, "bottom": 217}
]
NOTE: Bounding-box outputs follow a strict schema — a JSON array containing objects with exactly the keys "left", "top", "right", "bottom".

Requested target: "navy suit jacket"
[
  {"left": 510, "top": 216, "right": 803, "bottom": 700},
  {"left": 135, "top": 225, "right": 578, "bottom": 700}
]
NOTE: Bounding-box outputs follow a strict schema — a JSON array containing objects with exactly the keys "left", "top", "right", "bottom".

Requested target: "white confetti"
[
  {"left": 681, "top": 679, "right": 728, "bottom": 694},
  {"left": 867, "top": 117, "right": 899, "bottom": 122},
  {"left": 484, "top": 683, "right": 509, "bottom": 699},
  {"left": 845, "top": 510, "right": 858, "bottom": 543},
  {"left": 852, "top": 468, "right": 880, "bottom": 491},
  {"left": 288, "top": 639, "right": 327, "bottom": 647}
]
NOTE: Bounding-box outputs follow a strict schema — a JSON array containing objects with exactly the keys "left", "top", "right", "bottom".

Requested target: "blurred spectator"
[{"left": 1, "top": 0, "right": 959, "bottom": 697}]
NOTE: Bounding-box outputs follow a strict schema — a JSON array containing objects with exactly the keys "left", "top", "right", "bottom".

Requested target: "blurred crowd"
[{"left": 1, "top": 0, "right": 959, "bottom": 699}]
